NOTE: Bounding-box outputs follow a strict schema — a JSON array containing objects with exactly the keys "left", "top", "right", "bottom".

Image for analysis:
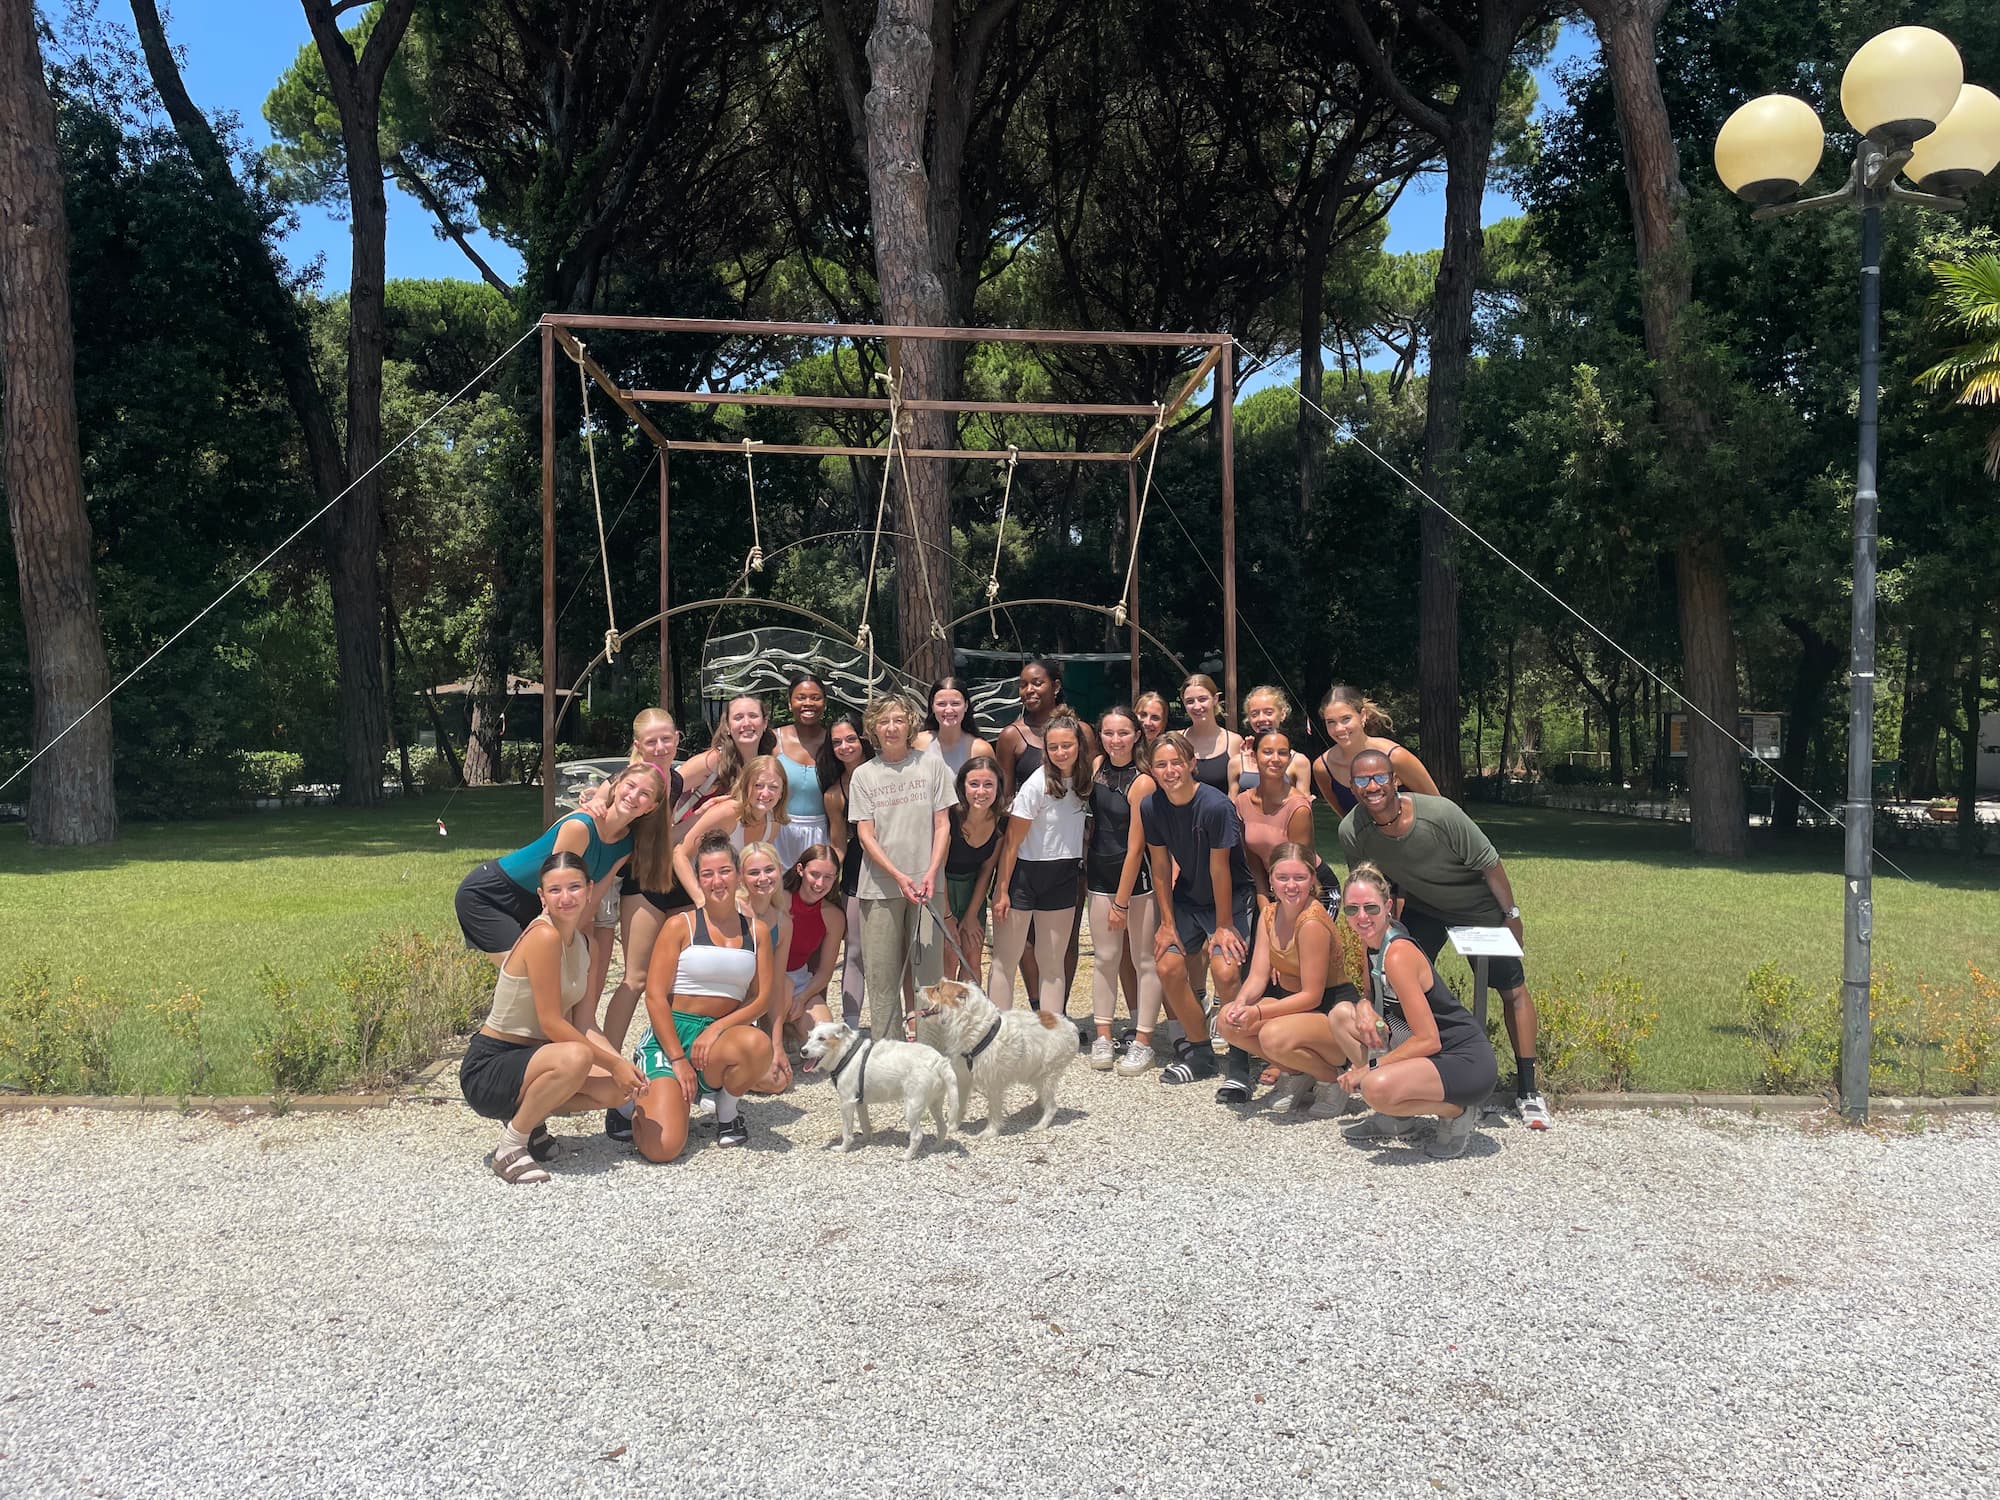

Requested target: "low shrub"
[
  {"left": 0, "top": 965, "right": 128, "bottom": 1094},
  {"left": 1743, "top": 961, "right": 1837, "bottom": 1093},
  {"left": 233, "top": 750, "right": 306, "bottom": 799},
  {"left": 1743, "top": 961, "right": 2000, "bottom": 1096},
  {"left": 1500, "top": 955, "right": 1659, "bottom": 1094},
  {"left": 252, "top": 965, "right": 349, "bottom": 1094},
  {"left": 148, "top": 985, "right": 209, "bottom": 1096},
  {"left": 332, "top": 931, "right": 490, "bottom": 1089}
]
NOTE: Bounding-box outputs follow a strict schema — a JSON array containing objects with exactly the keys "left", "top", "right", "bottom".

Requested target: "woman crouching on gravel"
[
  {"left": 459, "top": 852, "right": 647, "bottom": 1184},
  {"left": 626, "top": 834, "right": 782, "bottom": 1159},
  {"left": 1215, "top": 843, "right": 1356, "bottom": 1108},
  {"left": 737, "top": 839, "right": 795, "bottom": 1094},
  {"left": 1327, "top": 862, "right": 1497, "bottom": 1158}
]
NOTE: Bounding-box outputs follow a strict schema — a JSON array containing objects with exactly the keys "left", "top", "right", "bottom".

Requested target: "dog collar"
[
  {"left": 828, "top": 1037, "right": 871, "bottom": 1086},
  {"left": 963, "top": 1015, "right": 1003, "bottom": 1066}
]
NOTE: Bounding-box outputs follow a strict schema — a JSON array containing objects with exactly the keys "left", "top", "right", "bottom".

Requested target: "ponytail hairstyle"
[
  {"left": 1024, "top": 656, "right": 1067, "bottom": 706},
  {"left": 1319, "top": 683, "right": 1392, "bottom": 736},
  {"left": 629, "top": 706, "right": 679, "bottom": 765},
  {"left": 1095, "top": 705, "right": 1140, "bottom": 778},
  {"left": 783, "top": 842, "right": 841, "bottom": 895},
  {"left": 1266, "top": 841, "right": 1318, "bottom": 888},
  {"left": 1038, "top": 712, "right": 1090, "bottom": 801},
  {"left": 1252, "top": 727, "right": 1293, "bottom": 759},
  {"left": 694, "top": 830, "right": 740, "bottom": 869},
  {"left": 1244, "top": 684, "right": 1292, "bottom": 724},
  {"left": 1344, "top": 861, "right": 1395, "bottom": 908}
]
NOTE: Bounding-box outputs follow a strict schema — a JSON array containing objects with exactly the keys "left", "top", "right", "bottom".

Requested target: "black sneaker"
[
  {"left": 527, "top": 1124, "right": 560, "bottom": 1161},
  {"left": 604, "top": 1108, "right": 633, "bottom": 1144},
  {"left": 716, "top": 1115, "right": 750, "bottom": 1148}
]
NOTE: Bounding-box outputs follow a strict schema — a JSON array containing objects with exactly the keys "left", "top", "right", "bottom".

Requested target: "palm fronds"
[{"left": 1916, "top": 254, "right": 2000, "bottom": 476}]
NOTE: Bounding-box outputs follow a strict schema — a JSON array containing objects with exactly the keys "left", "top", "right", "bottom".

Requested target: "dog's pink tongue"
[{"left": 802, "top": 1058, "right": 819, "bottom": 1073}]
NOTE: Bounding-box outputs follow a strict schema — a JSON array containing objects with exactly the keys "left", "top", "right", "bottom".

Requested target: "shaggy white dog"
[
  {"left": 800, "top": 1021, "right": 956, "bottom": 1160},
  {"left": 912, "top": 979, "right": 1074, "bottom": 1138}
]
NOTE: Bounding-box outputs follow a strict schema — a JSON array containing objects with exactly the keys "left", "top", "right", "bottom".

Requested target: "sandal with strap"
[
  {"left": 527, "top": 1124, "right": 559, "bottom": 1162},
  {"left": 487, "top": 1144, "right": 551, "bottom": 1185}
]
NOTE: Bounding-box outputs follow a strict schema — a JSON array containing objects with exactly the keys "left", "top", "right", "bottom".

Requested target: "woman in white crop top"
[
  {"left": 458, "top": 852, "right": 646, "bottom": 1185},
  {"left": 627, "top": 832, "right": 780, "bottom": 1161}
]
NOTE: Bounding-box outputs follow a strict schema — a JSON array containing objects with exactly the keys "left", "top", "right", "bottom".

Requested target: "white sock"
[
  {"left": 715, "top": 1089, "right": 740, "bottom": 1124},
  {"left": 499, "top": 1122, "right": 531, "bottom": 1152}
]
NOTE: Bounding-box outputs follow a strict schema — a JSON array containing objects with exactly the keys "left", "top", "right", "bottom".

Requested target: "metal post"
[
  {"left": 1126, "top": 460, "right": 1141, "bottom": 701},
  {"left": 540, "top": 324, "right": 559, "bottom": 827},
  {"left": 1218, "top": 340, "right": 1239, "bottom": 733},
  {"left": 658, "top": 448, "right": 674, "bottom": 714},
  {"left": 1841, "top": 198, "right": 1883, "bottom": 1123}
]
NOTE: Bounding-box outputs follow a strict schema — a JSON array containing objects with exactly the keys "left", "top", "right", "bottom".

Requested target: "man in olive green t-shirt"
[{"left": 1338, "top": 748, "right": 1550, "bottom": 1130}]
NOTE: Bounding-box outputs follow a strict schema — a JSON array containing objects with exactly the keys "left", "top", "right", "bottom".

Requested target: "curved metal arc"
[
  {"left": 939, "top": 598, "right": 1188, "bottom": 681},
  {"left": 562, "top": 597, "right": 863, "bottom": 705}
]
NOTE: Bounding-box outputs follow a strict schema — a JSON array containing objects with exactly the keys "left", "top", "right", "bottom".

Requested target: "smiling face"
[
  {"left": 609, "top": 768, "right": 662, "bottom": 820},
  {"left": 1136, "top": 699, "right": 1166, "bottom": 741},
  {"left": 1149, "top": 739, "right": 1189, "bottom": 792},
  {"left": 1350, "top": 750, "right": 1398, "bottom": 815},
  {"left": 789, "top": 680, "right": 826, "bottom": 728},
  {"left": 1099, "top": 711, "right": 1136, "bottom": 763},
  {"left": 634, "top": 715, "right": 679, "bottom": 767},
  {"left": 696, "top": 848, "right": 740, "bottom": 905},
  {"left": 797, "top": 856, "right": 838, "bottom": 903},
  {"left": 831, "top": 722, "right": 865, "bottom": 766},
  {"left": 962, "top": 765, "right": 999, "bottom": 811},
  {"left": 748, "top": 767, "right": 785, "bottom": 814},
  {"left": 799, "top": 1019, "right": 855, "bottom": 1074},
  {"left": 1256, "top": 732, "right": 1292, "bottom": 782},
  {"left": 1270, "top": 855, "right": 1316, "bottom": 909},
  {"left": 537, "top": 864, "right": 590, "bottom": 921},
  {"left": 741, "top": 849, "right": 782, "bottom": 904},
  {"left": 873, "top": 703, "right": 913, "bottom": 757},
  {"left": 727, "top": 696, "right": 769, "bottom": 748},
  {"left": 1045, "top": 723, "right": 1081, "bottom": 775},
  {"left": 1245, "top": 693, "right": 1282, "bottom": 735},
  {"left": 1323, "top": 700, "right": 1365, "bottom": 749},
  {"left": 931, "top": 687, "right": 967, "bottom": 731},
  {"left": 1182, "top": 682, "right": 1216, "bottom": 726},
  {"left": 1018, "top": 664, "right": 1053, "bottom": 716},
  {"left": 1342, "top": 877, "right": 1391, "bottom": 947}
]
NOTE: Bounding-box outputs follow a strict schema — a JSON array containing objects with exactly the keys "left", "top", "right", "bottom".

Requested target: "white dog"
[
  {"left": 800, "top": 1021, "right": 957, "bottom": 1160},
  {"left": 912, "top": 979, "right": 1073, "bottom": 1138}
]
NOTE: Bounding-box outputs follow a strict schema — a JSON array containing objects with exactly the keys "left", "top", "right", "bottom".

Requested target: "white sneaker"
[
  {"left": 1089, "top": 1035, "right": 1116, "bottom": 1071},
  {"left": 1425, "top": 1108, "right": 1479, "bottom": 1159},
  {"left": 1114, "top": 1041, "right": 1156, "bottom": 1076},
  {"left": 1342, "top": 1111, "right": 1419, "bottom": 1142},
  {"left": 1517, "top": 1092, "right": 1554, "bottom": 1130}
]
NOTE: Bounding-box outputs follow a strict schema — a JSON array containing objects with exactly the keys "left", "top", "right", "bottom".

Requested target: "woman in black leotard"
[
  {"left": 1330, "top": 862, "right": 1497, "bottom": 1159},
  {"left": 1086, "top": 706, "right": 1162, "bottom": 1074},
  {"left": 942, "top": 754, "right": 1003, "bottom": 981},
  {"left": 1181, "top": 672, "right": 1240, "bottom": 795}
]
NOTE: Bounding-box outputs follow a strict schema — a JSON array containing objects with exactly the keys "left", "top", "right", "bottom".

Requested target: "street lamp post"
[{"left": 1714, "top": 28, "right": 2000, "bottom": 1123}]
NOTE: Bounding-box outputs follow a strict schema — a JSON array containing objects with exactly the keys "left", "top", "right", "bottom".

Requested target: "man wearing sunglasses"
[{"left": 1336, "top": 749, "right": 1550, "bottom": 1129}]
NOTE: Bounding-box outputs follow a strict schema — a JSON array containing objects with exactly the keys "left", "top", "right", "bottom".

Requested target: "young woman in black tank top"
[
  {"left": 1084, "top": 707, "right": 1165, "bottom": 1074},
  {"left": 1181, "top": 672, "right": 1240, "bottom": 794},
  {"left": 824, "top": 713, "right": 873, "bottom": 1028},
  {"left": 994, "top": 658, "right": 1098, "bottom": 1008},
  {"left": 943, "top": 755, "right": 1003, "bottom": 981}
]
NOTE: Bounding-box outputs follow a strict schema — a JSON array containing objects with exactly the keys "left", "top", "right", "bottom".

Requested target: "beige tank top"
[{"left": 485, "top": 917, "right": 589, "bottom": 1040}]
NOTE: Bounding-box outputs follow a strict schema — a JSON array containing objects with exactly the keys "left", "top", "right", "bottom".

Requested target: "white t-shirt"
[{"left": 1009, "top": 766, "right": 1088, "bottom": 862}]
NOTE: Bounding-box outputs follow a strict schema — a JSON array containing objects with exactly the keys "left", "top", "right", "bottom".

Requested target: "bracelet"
[{"left": 1112, "top": 901, "right": 1129, "bottom": 912}]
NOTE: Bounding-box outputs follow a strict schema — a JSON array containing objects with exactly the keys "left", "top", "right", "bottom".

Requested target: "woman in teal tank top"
[{"left": 454, "top": 763, "right": 668, "bottom": 959}]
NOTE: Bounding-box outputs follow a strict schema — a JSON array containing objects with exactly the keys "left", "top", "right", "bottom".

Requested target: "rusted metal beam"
[
  {"left": 661, "top": 440, "right": 1131, "bottom": 462},
  {"left": 1129, "top": 344, "right": 1228, "bottom": 461},
  {"left": 625, "top": 389, "right": 1163, "bottom": 418},
  {"left": 548, "top": 325, "right": 673, "bottom": 452},
  {"left": 1220, "top": 342, "right": 1238, "bottom": 734},
  {"left": 540, "top": 325, "right": 558, "bottom": 827},
  {"left": 539, "top": 313, "right": 1228, "bottom": 347}
]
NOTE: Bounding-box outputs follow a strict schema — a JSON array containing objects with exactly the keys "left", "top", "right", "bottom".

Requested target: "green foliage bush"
[
  {"left": 331, "top": 931, "right": 490, "bottom": 1089},
  {"left": 1496, "top": 955, "right": 1659, "bottom": 1094},
  {"left": 252, "top": 965, "right": 348, "bottom": 1094},
  {"left": 0, "top": 965, "right": 128, "bottom": 1094},
  {"left": 1743, "top": 962, "right": 2000, "bottom": 1096},
  {"left": 1743, "top": 961, "right": 1838, "bottom": 1093},
  {"left": 234, "top": 750, "right": 306, "bottom": 798}
]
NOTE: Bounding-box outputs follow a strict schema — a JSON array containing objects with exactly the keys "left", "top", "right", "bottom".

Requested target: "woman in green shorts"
[
  {"left": 627, "top": 833, "right": 780, "bottom": 1159},
  {"left": 942, "top": 754, "right": 1003, "bottom": 981}
]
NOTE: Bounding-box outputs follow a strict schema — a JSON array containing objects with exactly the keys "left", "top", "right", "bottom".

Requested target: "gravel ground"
[{"left": 3, "top": 1064, "right": 1997, "bottom": 1499}]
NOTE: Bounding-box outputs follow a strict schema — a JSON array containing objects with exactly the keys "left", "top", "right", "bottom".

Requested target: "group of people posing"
[{"left": 452, "top": 662, "right": 1551, "bottom": 1184}]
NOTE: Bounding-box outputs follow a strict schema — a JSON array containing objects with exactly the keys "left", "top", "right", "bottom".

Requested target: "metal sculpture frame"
[{"left": 538, "top": 314, "right": 1237, "bottom": 823}]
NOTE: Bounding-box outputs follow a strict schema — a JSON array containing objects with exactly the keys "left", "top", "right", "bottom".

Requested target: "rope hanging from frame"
[
  {"left": 881, "top": 370, "right": 949, "bottom": 645},
  {"left": 1114, "top": 401, "right": 1167, "bottom": 628},
  {"left": 570, "top": 340, "right": 623, "bottom": 660},
  {"left": 742, "top": 437, "right": 765, "bottom": 573},
  {"left": 985, "top": 444, "right": 1019, "bottom": 635},
  {"left": 853, "top": 368, "right": 905, "bottom": 691}
]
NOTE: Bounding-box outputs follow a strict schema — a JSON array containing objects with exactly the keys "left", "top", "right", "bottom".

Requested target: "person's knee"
[
  {"left": 1359, "top": 1072, "right": 1397, "bottom": 1111},
  {"left": 1156, "top": 948, "right": 1187, "bottom": 988},
  {"left": 544, "top": 1041, "right": 593, "bottom": 1081}
]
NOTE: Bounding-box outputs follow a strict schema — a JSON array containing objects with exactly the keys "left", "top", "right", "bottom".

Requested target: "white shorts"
[{"left": 775, "top": 816, "right": 830, "bottom": 868}]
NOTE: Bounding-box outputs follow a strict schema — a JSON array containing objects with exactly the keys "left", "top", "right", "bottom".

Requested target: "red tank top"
[{"left": 786, "top": 888, "right": 829, "bottom": 970}]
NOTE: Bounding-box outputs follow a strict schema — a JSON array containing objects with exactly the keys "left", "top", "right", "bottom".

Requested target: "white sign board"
[{"left": 1447, "top": 926, "right": 1524, "bottom": 959}]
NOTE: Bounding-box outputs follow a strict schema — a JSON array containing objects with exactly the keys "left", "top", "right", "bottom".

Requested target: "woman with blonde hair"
[
  {"left": 1181, "top": 673, "right": 1241, "bottom": 795},
  {"left": 1312, "top": 684, "right": 1439, "bottom": 813},
  {"left": 595, "top": 709, "right": 683, "bottom": 1059},
  {"left": 736, "top": 838, "right": 795, "bottom": 1093},
  {"left": 670, "top": 754, "right": 790, "bottom": 899},
  {"left": 1233, "top": 685, "right": 1312, "bottom": 796}
]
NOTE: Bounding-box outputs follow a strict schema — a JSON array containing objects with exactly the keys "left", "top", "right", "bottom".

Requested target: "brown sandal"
[{"left": 487, "top": 1144, "right": 551, "bottom": 1185}]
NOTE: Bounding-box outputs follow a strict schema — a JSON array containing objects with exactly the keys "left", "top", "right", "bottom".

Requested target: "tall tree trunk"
[
  {"left": 1586, "top": 0, "right": 1746, "bottom": 855},
  {"left": 130, "top": 0, "right": 389, "bottom": 804},
  {"left": 0, "top": 1, "right": 117, "bottom": 844},
  {"left": 1774, "top": 616, "right": 1840, "bottom": 834},
  {"left": 862, "top": 0, "right": 953, "bottom": 682},
  {"left": 302, "top": 0, "right": 416, "bottom": 807},
  {"left": 1297, "top": 191, "right": 1338, "bottom": 519},
  {"left": 1958, "top": 622, "right": 1984, "bottom": 850}
]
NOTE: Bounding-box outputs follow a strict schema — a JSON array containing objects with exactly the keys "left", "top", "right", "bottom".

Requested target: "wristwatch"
[{"left": 1505, "top": 905, "right": 1520, "bottom": 920}]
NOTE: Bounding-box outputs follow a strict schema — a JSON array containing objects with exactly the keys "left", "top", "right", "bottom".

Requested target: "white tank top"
[
  {"left": 671, "top": 908, "right": 759, "bottom": 1001},
  {"left": 486, "top": 917, "right": 588, "bottom": 1040}
]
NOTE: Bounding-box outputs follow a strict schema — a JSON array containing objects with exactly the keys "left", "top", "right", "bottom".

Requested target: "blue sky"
[{"left": 108, "top": 4, "right": 1591, "bottom": 357}]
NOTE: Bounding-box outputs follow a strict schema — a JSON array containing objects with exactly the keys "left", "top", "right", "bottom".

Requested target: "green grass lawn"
[{"left": 1, "top": 791, "right": 1993, "bottom": 1095}]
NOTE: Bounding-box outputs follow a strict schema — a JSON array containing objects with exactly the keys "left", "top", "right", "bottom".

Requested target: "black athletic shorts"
[
  {"left": 1168, "top": 894, "right": 1258, "bottom": 956},
  {"left": 454, "top": 861, "right": 541, "bottom": 954},
  {"left": 1009, "top": 856, "right": 1083, "bottom": 913},
  {"left": 460, "top": 1031, "right": 542, "bottom": 1121},
  {"left": 1398, "top": 902, "right": 1526, "bottom": 991}
]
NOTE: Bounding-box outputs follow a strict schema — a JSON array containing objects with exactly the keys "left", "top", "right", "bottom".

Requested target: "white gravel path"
[{"left": 3, "top": 1067, "right": 1996, "bottom": 1499}]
